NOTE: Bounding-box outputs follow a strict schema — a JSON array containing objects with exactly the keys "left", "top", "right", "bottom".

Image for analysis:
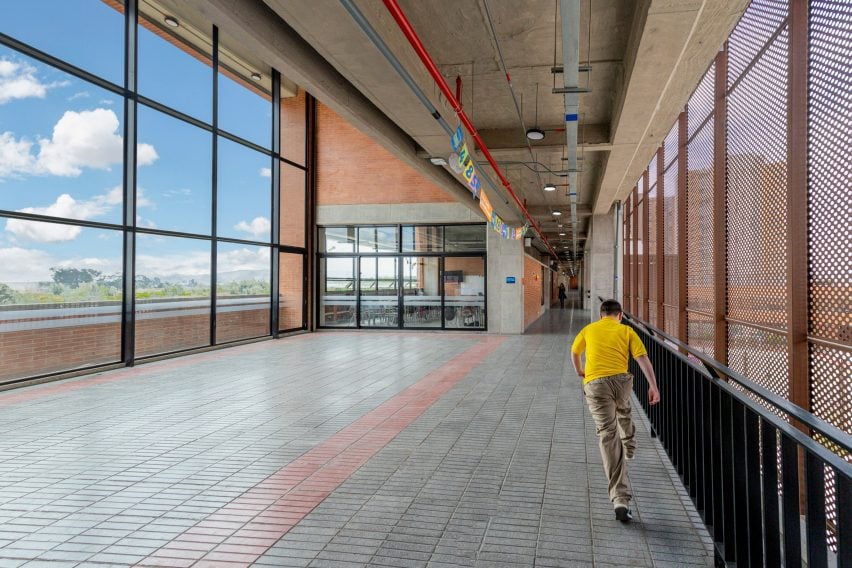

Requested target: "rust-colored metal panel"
[
  {"left": 642, "top": 171, "right": 650, "bottom": 322},
  {"left": 656, "top": 148, "right": 666, "bottom": 329},
  {"left": 713, "top": 49, "right": 729, "bottom": 365},
  {"left": 677, "top": 111, "right": 688, "bottom": 343},
  {"left": 632, "top": 186, "right": 640, "bottom": 316},
  {"left": 624, "top": 193, "right": 632, "bottom": 309},
  {"left": 648, "top": 163, "right": 658, "bottom": 327}
]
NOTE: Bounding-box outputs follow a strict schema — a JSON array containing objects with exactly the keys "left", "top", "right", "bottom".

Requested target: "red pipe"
[{"left": 382, "top": 0, "right": 557, "bottom": 259}]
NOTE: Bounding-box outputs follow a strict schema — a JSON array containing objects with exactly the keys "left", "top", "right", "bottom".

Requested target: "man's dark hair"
[{"left": 600, "top": 299, "right": 623, "bottom": 316}]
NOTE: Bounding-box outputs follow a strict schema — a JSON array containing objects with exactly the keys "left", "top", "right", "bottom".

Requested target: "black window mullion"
[
  {"left": 271, "top": 70, "right": 281, "bottom": 337},
  {"left": 121, "top": 0, "right": 138, "bottom": 366},
  {"left": 210, "top": 26, "right": 219, "bottom": 346}
]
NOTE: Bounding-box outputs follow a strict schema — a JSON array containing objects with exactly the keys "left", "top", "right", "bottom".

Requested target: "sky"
[{"left": 0, "top": 2, "right": 275, "bottom": 287}]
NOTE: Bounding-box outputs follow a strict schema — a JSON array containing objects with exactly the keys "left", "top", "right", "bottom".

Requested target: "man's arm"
[
  {"left": 635, "top": 355, "right": 660, "bottom": 405},
  {"left": 572, "top": 353, "right": 585, "bottom": 378}
]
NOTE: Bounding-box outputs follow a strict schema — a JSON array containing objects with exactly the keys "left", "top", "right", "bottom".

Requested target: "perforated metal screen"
[
  {"left": 648, "top": 176, "right": 658, "bottom": 328},
  {"left": 663, "top": 161, "right": 679, "bottom": 336}
]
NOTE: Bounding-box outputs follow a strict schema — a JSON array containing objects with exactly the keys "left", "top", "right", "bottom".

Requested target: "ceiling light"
[
  {"left": 164, "top": 15, "right": 179, "bottom": 27},
  {"left": 526, "top": 128, "right": 545, "bottom": 141},
  {"left": 250, "top": 72, "right": 262, "bottom": 82},
  {"left": 429, "top": 157, "right": 448, "bottom": 166},
  {"left": 543, "top": 183, "right": 556, "bottom": 192},
  {"left": 559, "top": 232, "right": 566, "bottom": 236},
  {"left": 552, "top": 211, "right": 562, "bottom": 216}
]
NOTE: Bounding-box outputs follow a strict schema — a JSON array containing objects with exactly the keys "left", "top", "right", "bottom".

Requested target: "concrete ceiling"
[{"left": 176, "top": 0, "right": 749, "bottom": 263}]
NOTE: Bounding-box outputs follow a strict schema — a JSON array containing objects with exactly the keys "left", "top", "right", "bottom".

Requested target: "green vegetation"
[{"left": 0, "top": 268, "right": 270, "bottom": 306}]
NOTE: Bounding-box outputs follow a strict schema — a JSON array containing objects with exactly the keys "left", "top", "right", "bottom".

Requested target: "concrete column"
[
  {"left": 588, "top": 208, "right": 618, "bottom": 321},
  {"left": 486, "top": 231, "right": 524, "bottom": 334}
]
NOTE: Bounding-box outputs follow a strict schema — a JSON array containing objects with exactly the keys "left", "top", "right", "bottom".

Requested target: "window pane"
[
  {"left": 280, "top": 162, "right": 305, "bottom": 247},
  {"left": 217, "top": 137, "right": 271, "bottom": 242},
  {"left": 403, "top": 256, "right": 441, "bottom": 328},
  {"left": 402, "top": 226, "right": 442, "bottom": 252},
  {"left": 138, "top": 5, "right": 212, "bottom": 123},
  {"left": 281, "top": 89, "right": 306, "bottom": 166},
  {"left": 216, "top": 242, "right": 270, "bottom": 342},
  {"left": 444, "top": 257, "right": 485, "bottom": 329},
  {"left": 0, "top": 47, "right": 128, "bottom": 225},
  {"left": 320, "top": 257, "right": 355, "bottom": 327},
  {"left": 359, "top": 257, "right": 398, "bottom": 327},
  {"left": 135, "top": 234, "right": 210, "bottom": 357},
  {"left": 319, "top": 227, "right": 355, "bottom": 253},
  {"left": 0, "top": 1, "right": 124, "bottom": 85},
  {"left": 0, "top": 219, "right": 122, "bottom": 384},
  {"left": 137, "top": 104, "right": 211, "bottom": 235},
  {"left": 279, "top": 252, "right": 303, "bottom": 331},
  {"left": 358, "top": 226, "right": 398, "bottom": 253},
  {"left": 218, "top": 46, "right": 271, "bottom": 148},
  {"left": 444, "top": 225, "right": 486, "bottom": 252}
]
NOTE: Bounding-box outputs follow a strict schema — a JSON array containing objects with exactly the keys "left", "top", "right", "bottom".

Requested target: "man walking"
[{"left": 571, "top": 299, "right": 660, "bottom": 522}]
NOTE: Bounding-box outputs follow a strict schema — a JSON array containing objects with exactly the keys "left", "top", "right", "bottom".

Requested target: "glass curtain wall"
[
  {"left": 0, "top": 1, "right": 308, "bottom": 385},
  {"left": 318, "top": 224, "right": 486, "bottom": 330}
]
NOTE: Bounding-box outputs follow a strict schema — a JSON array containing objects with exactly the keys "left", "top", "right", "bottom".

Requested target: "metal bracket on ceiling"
[
  {"left": 551, "top": 65, "right": 592, "bottom": 73},
  {"left": 552, "top": 87, "right": 592, "bottom": 94}
]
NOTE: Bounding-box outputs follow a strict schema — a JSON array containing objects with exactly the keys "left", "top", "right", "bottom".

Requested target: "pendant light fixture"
[{"left": 526, "top": 83, "right": 545, "bottom": 140}]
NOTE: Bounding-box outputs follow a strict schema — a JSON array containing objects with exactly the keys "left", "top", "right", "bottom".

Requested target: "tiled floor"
[{"left": 0, "top": 304, "right": 714, "bottom": 567}]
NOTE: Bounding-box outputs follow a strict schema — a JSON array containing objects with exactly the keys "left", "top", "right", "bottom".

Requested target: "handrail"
[{"left": 597, "top": 297, "right": 852, "bottom": 456}]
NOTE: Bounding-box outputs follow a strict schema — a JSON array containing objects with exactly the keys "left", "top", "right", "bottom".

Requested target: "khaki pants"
[{"left": 583, "top": 373, "right": 636, "bottom": 504}]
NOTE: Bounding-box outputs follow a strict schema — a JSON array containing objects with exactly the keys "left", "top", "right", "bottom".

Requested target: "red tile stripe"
[{"left": 138, "top": 336, "right": 507, "bottom": 567}]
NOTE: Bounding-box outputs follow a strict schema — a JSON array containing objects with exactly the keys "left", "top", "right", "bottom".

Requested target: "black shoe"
[{"left": 615, "top": 505, "right": 633, "bottom": 523}]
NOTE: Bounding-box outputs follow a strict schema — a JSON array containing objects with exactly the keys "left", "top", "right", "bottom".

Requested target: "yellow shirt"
[{"left": 571, "top": 318, "right": 647, "bottom": 384}]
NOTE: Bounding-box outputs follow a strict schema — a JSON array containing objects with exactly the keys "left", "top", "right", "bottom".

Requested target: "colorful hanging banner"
[{"left": 450, "top": 126, "right": 527, "bottom": 240}]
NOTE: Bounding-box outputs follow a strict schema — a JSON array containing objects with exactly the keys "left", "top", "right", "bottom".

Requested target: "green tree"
[
  {"left": 0, "top": 283, "right": 16, "bottom": 305},
  {"left": 50, "top": 267, "right": 101, "bottom": 288}
]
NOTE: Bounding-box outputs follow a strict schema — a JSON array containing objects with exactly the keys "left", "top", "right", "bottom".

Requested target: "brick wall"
[
  {"left": 0, "top": 323, "right": 121, "bottom": 383},
  {"left": 0, "top": 304, "right": 275, "bottom": 383},
  {"left": 279, "top": 253, "right": 304, "bottom": 330},
  {"left": 524, "top": 256, "right": 546, "bottom": 329},
  {"left": 316, "top": 104, "right": 455, "bottom": 205}
]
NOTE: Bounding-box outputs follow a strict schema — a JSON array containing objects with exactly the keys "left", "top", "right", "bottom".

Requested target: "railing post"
[{"left": 712, "top": 47, "right": 728, "bottom": 365}]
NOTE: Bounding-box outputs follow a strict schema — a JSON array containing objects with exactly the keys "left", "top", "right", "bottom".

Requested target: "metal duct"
[{"left": 561, "top": 0, "right": 581, "bottom": 270}]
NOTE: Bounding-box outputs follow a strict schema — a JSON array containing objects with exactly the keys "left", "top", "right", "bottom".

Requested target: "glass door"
[
  {"left": 402, "top": 257, "right": 442, "bottom": 328},
  {"left": 359, "top": 257, "right": 399, "bottom": 327},
  {"left": 444, "top": 256, "right": 485, "bottom": 329}
]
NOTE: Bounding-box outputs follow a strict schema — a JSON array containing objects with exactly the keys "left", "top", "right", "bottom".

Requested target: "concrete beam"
[
  {"left": 593, "top": 0, "right": 749, "bottom": 214},
  {"left": 186, "top": 0, "right": 512, "bottom": 222}
]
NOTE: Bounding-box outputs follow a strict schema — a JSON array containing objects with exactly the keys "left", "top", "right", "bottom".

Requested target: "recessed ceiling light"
[
  {"left": 250, "top": 72, "right": 262, "bottom": 82},
  {"left": 543, "top": 183, "right": 556, "bottom": 192},
  {"left": 552, "top": 211, "right": 562, "bottom": 216},
  {"left": 526, "top": 128, "right": 545, "bottom": 141},
  {"left": 559, "top": 232, "right": 566, "bottom": 236},
  {"left": 429, "top": 157, "right": 448, "bottom": 166},
  {"left": 164, "top": 15, "right": 179, "bottom": 27}
]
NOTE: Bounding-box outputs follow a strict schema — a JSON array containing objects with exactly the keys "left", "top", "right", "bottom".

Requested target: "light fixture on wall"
[
  {"left": 250, "top": 72, "right": 262, "bottom": 82},
  {"left": 543, "top": 183, "right": 556, "bottom": 192},
  {"left": 429, "top": 157, "right": 448, "bottom": 166},
  {"left": 525, "top": 83, "right": 545, "bottom": 140},
  {"left": 164, "top": 15, "right": 179, "bottom": 27}
]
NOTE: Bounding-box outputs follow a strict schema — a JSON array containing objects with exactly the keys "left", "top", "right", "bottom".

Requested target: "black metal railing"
[{"left": 606, "top": 303, "right": 851, "bottom": 567}]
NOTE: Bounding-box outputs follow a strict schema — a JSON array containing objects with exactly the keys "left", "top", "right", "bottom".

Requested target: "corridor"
[{"left": 0, "top": 305, "right": 713, "bottom": 567}]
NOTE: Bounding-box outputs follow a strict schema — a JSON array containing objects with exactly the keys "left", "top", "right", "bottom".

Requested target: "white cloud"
[
  {"left": 0, "top": 132, "right": 36, "bottom": 178},
  {"left": 99, "top": 99, "right": 114, "bottom": 105},
  {"left": 3, "top": 184, "right": 154, "bottom": 243},
  {"left": 0, "top": 59, "right": 49, "bottom": 104},
  {"left": 4, "top": 218, "right": 81, "bottom": 244},
  {"left": 163, "top": 188, "right": 192, "bottom": 198},
  {"left": 234, "top": 216, "right": 270, "bottom": 240},
  {"left": 0, "top": 108, "right": 158, "bottom": 180},
  {"left": 68, "top": 91, "right": 90, "bottom": 101},
  {"left": 0, "top": 247, "right": 54, "bottom": 283},
  {"left": 259, "top": 167, "right": 272, "bottom": 178},
  {"left": 218, "top": 246, "right": 270, "bottom": 273}
]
